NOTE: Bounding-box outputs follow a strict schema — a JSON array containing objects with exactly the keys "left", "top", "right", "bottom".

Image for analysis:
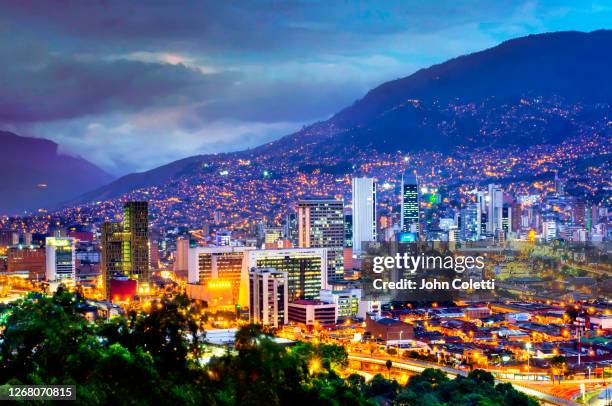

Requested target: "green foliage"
[
  {"left": 397, "top": 368, "right": 538, "bottom": 406},
  {"left": 0, "top": 291, "right": 537, "bottom": 406}
]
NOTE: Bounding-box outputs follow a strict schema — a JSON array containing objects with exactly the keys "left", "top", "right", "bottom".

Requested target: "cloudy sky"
[{"left": 1, "top": 1, "right": 610, "bottom": 175}]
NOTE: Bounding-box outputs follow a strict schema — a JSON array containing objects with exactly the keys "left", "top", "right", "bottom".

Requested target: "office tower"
[
  {"left": 344, "top": 212, "right": 353, "bottom": 248},
  {"left": 460, "top": 204, "right": 480, "bottom": 241},
  {"left": 400, "top": 173, "right": 419, "bottom": 234},
  {"left": 45, "top": 237, "right": 76, "bottom": 281},
  {"left": 297, "top": 199, "right": 344, "bottom": 285},
  {"left": 543, "top": 220, "right": 557, "bottom": 242},
  {"left": 101, "top": 201, "right": 150, "bottom": 300},
  {"left": 246, "top": 248, "right": 327, "bottom": 301},
  {"left": 187, "top": 246, "right": 255, "bottom": 307},
  {"left": 283, "top": 213, "right": 299, "bottom": 246},
  {"left": 572, "top": 202, "right": 586, "bottom": 227},
  {"left": 249, "top": 268, "right": 288, "bottom": 328},
  {"left": 123, "top": 202, "right": 150, "bottom": 284},
  {"left": 511, "top": 203, "right": 522, "bottom": 232},
  {"left": 487, "top": 184, "right": 503, "bottom": 234},
  {"left": 174, "top": 237, "right": 189, "bottom": 272},
  {"left": 352, "top": 177, "right": 377, "bottom": 253},
  {"left": 101, "top": 222, "right": 126, "bottom": 300},
  {"left": 501, "top": 205, "right": 512, "bottom": 235}
]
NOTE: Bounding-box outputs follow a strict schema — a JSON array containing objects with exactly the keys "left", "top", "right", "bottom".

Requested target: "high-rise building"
[
  {"left": 572, "top": 202, "right": 586, "bottom": 227},
  {"left": 543, "top": 220, "right": 557, "bottom": 242},
  {"left": 501, "top": 205, "right": 512, "bottom": 235},
  {"left": 101, "top": 201, "right": 150, "bottom": 301},
  {"left": 283, "top": 213, "right": 299, "bottom": 246},
  {"left": 400, "top": 173, "right": 419, "bottom": 234},
  {"left": 249, "top": 268, "right": 288, "bottom": 328},
  {"left": 187, "top": 246, "right": 255, "bottom": 307},
  {"left": 123, "top": 202, "right": 150, "bottom": 284},
  {"left": 460, "top": 204, "right": 480, "bottom": 241},
  {"left": 246, "top": 248, "right": 327, "bottom": 301},
  {"left": 487, "top": 184, "right": 503, "bottom": 234},
  {"left": 352, "top": 178, "right": 377, "bottom": 253},
  {"left": 45, "top": 237, "right": 76, "bottom": 281},
  {"left": 344, "top": 212, "right": 353, "bottom": 248},
  {"left": 297, "top": 199, "right": 344, "bottom": 285},
  {"left": 174, "top": 237, "right": 190, "bottom": 273}
]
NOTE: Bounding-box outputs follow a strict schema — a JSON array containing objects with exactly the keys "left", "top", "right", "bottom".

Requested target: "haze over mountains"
[
  {"left": 0, "top": 131, "right": 113, "bottom": 215},
  {"left": 2, "top": 30, "right": 611, "bottom": 214}
]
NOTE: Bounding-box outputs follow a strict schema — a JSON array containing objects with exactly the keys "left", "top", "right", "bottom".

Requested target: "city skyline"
[{"left": 0, "top": 4, "right": 610, "bottom": 404}]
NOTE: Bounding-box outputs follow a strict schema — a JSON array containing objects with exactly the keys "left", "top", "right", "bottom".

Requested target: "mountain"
[
  {"left": 77, "top": 30, "right": 612, "bottom": 203},
  {"left": 0, "top": 131, "right": 114, "bottom": 215}
]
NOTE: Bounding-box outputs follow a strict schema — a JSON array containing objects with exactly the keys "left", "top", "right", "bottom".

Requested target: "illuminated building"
[
  {"left": 287, "top": 300, "right": 337, "bottom": 326},
  {"left": 174, "top": 237, "right": 189, "bottom": 273},
  {"left": 344, "top": 212, "right": 352, "bottom": 248},
  {"left": 352, "top": 177, "right": 376, "bottom": 253},
  {"left": 263, "top": 227, "right": 283, "bottom": 245},
  {"left": 215, "top": 230, "right": 232, "bottom": 246},
  {"left": 460, "top": 204, "right": 480, "bottom": 241},
  {"left": 400, "top": 172, "right": 419, "bottom": 234},
  {"left": 123, "top": 202, "right": 150, "bottom": 284},
  {"left": 249, "top": 268, "right": 288, "bottom": 328},
  {"left": 45, "top": 237, "right": 75, "bottom": 281},
  {"left": 101, "top": 201, "right": 150, "bottom": 301},
  {"left": 297, "top": 199, "right": 344, "bottom": 285},
  {"left": 366, "top": 314, "right": 414, "bottom": 343},
  {"left": 320, "top": 288, "right": 360, "bottom": 318},
  {"left": 283, "top": 213, "right": 299, "bottom": 246},
  {"left": 7, "top": 245, "right": 45, "bottom": 280},
  {"left": 501, "top": 205, "right": 512, "bottom": 238},
  {"left": 187, "top": 246, "right": 255, "bottom": 307},
  {"left": 246, "top": 248, "right": 326, "bottom": 301},
  {"left": 543, "top": 220, "right": 557, "bottom": 242},
  {"left": 572, "top": 202, "right": 586, "bottom": 227},
  {"left": 487, "top": 184, "right": 503, "bottom": 233}
]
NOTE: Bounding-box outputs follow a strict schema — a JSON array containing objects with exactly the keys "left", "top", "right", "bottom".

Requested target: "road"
[{"left": 348, "top": 353, "right": 579, "bottom": 406}]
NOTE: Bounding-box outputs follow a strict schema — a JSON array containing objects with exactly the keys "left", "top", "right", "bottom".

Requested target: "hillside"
[
  {"left": 75, "top": 30, "right": 612, "bottom": 203},
  {"left": 0, "top": 131, "right": 114, "bottom": 215}
]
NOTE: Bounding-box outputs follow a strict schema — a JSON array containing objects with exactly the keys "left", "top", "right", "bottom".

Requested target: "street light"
[{"left": 525, "top": 341, "right": 532, "bottom": 375}]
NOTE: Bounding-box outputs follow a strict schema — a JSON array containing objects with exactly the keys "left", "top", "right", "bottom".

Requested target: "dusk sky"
[{"left": 1, "top": 1, "right": 610, "bottom": 175}]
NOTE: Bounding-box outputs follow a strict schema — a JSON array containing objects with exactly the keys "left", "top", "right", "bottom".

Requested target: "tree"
[{"left": 385, "top": 359, "right": 393, "bottom": 379}]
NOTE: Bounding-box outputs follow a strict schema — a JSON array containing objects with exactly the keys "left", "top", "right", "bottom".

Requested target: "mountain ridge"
[
  {"left": 0, "top": 131, "right": 114, "bottom": 215},
  {"left": 71, "top": 29, "right": 612, "bottom": 205}
]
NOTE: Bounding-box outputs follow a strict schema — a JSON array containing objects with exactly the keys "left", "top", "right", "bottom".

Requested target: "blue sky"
[{"left": 0, "top": 0, "right": 610, "bottom": 175}]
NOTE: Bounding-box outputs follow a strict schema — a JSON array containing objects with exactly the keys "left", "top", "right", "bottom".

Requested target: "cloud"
[{"left": 0, "top": 0, "right": 608, "bottom": 174}]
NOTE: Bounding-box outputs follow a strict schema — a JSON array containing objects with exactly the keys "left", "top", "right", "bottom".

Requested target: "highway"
[{"left": 348, "top": 353, "right": 579, "bottom": 406}]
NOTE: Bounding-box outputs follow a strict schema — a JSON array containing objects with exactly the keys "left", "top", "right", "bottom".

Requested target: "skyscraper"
[
  {"left": 123, "top": 201, "right": 150, "bottom": 284},
  {"left": 487, "top": 184, "right": 503, "bottom": 234},
  {"left": 249, "top": 268, "right": 288, "bottom": 328},
  {"left": 297, "top": 199, "right": 344, "bottom": 286},
  {"left": 352, "top": 177, "right": 377, "bottom": 253},
  {"left": 400, "top": 172, "right": 419, "bottom": 234},
  {"left": 460, "top": 204, "right": 480, "bottom": 241},
  {"left": 246, "top": 248, "right": 327, "bottom": 301},
  {"left": 101, "top": 201, "right": 150, "bottom": 300}
]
